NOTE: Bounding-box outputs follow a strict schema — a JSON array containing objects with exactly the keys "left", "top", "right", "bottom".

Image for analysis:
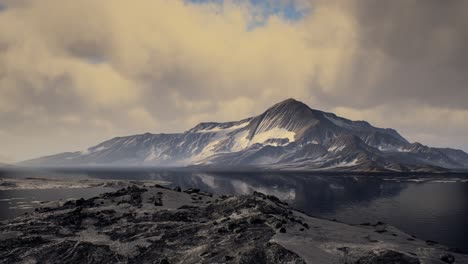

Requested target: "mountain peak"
[
  {"left": 263, "top": 98, "right": 313, "bottom": 116},
  {"left": 280, "top": 98, "right": 299, "bottom": 104},
  {"left": 20, "top": 97, "right": 468, "bottom": 172},
  {"left": 272, "top": 98, "right": 309, "bottom": 109},
  {"left": 250, "top": 98, "right": 318, "bottom": 138}
]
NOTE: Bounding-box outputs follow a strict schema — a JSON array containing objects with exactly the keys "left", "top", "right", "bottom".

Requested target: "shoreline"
[
  {"left": 3, "top": 166, "right": 468, "bottom": 176},
  {"left": 1, "top": 184, "right": 466, "bottom": 263}
]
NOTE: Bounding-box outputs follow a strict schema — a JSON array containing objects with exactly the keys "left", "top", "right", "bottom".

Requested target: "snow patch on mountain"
[
  {"left": 320, "top": 158, "right": 360, "bottom": 169},
  {"left": 191, "top": 139, "right": 224, "bottom": 161},
  {"left": 251, "top": 128, "right": 296, "bottom": 146},
  {"left": 80, "top": 146, "right": 108, "bottom": 155},
  {"left": 196, "top": 121, "right": 249, "bottom": 133},
  {"left": 328, "top": 145, "right": 345, "bottom": 152},
  {"left": 144, "top": 146, "right": 165, "bottom": 161},
  {"left": 230, "top": 130, "right": 251, "bottom": 152}
]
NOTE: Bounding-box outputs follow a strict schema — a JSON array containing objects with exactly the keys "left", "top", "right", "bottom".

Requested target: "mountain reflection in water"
[{"left": 1, "top": 169, "right": 467, "bottom": 251}]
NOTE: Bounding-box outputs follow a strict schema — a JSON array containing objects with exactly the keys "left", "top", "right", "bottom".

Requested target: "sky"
[{"left": 0, "top": 0, "right": 467, "bottom": 162}]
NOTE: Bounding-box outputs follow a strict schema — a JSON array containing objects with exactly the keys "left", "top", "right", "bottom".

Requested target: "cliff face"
[{"left": 1, "top": 185, "right": 465, "bottom": 263}]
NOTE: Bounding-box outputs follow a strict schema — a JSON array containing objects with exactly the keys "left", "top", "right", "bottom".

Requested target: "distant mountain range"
[{"left": 20, "top": 99, "right": 468, "bottom": 172}]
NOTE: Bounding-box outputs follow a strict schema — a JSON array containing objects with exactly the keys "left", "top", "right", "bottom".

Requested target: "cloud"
[
  {"left": 332, "top": 105, "right": 468, "bottom": 151},
  {"left": 0, "top": 154, "right": 13, "bottom": 164},
  {"left": 310, "top": 0, "right": 468, "bottom": 109},
  {"left": 0, "top": 0, "right": 467, "bottom": 161}
]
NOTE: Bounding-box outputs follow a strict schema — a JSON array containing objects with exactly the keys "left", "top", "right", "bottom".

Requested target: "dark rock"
[
  {"left": 63, "top": 200, "right": 76, "bottom": 207},
  {"left": 36, "top": 241, "right": 122, "bottom": 263},
  {"left": 150, "top": 194, "right": 163, "bottom": 206},
  {"left": 253, "top": 191, "right": 267, "bottom": 199},
  {"left": 159, "top": 258, "right": 170, "bottom": 264},
  {"left": 0, "top": 186, "right": 454, "bottom": 264},
  {"left": 217, "top": 227, "right": 229, "bottom": 234},
  {"left": 237, "top": 243, "right": 306, "bottom": 264},
  {"left": 440, "top": 253, "right": 455, "bottom": 263},
  {"left": 154, "top": 184, "right": 170, "bottom": 190},
  {"left": 337, "top": 247, "right": 350, "bottom": 254},
  {"left": 0, "top": 235, "right": 48, "bottom": 260},
  {"left": 248, "top": 217, "right": 265, "bottom": 225},
  {"left": 266, "top": 195, "right": 288, "bottom": 206},
  {"left": 234, "top": 227, "right": 244, "bottom": 234},
  {"left": 183, "top": 188, "right": 200, "bottom": 194},
  {"left": 200, "top": 250, "right": 217, "bottom": 258},
  {"left": 228, "top": 222, "right": 239, "bottom": 231},
  {"left": 154, "top": 210, "right": 194, "bottom": 222},
  {"left": 173, "top": 186, "right": 181, "bottom": 192},
  {"left": 356, "top": 250, "right": 420, "bottom": 264},
  {"left": 198, "top": 191, "right": 213, "bottom": 197},
  {"left": 75, "top": 198, "right": 93, "bottom": 207}
]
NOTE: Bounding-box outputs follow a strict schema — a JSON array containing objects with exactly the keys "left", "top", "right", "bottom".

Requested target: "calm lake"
[{"left": 1, "top": 168, "right": 468, "bottom": 251}]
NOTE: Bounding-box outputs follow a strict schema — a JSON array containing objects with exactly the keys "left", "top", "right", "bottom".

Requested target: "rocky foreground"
[{"left": 0, "top": 185, "right": 466, "bottom": 264}]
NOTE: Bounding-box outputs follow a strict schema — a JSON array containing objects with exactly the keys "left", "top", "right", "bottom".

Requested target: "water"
[
  {"left": 0, "top": 187, "right": 114, "bottom": 220},
  {"left": 1, "top": 168, "right": 468, "bottom": 251}
]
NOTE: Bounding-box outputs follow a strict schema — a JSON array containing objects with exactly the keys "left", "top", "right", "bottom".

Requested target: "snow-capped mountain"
[{"left": 19, "top": 98, "right": 468, "bottom": 172}]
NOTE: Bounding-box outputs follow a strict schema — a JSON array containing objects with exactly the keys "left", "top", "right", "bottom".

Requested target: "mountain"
[{"left": 19, "top": 98, "right": 468, "bottom": 172}]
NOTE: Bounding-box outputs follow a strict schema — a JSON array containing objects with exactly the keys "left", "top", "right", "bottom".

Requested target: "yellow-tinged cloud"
[
  {"left": 0, "top": 0, "right": 467, "bottom": 161},
  {"left": 0, "top": 0, "right": 358, "bottom": 107},
  {"left": 128, "top": 107, "right": 158, "bottom": 129}
]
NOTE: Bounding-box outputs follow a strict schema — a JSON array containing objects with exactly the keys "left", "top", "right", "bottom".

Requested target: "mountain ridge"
[{"left": 19, "top": 98, "right": 468, "bottom": 172}]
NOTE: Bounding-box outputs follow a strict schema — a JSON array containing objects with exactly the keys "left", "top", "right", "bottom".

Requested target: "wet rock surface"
[{"left": 1, "top": 185, "right": 466, "bottom": 264}]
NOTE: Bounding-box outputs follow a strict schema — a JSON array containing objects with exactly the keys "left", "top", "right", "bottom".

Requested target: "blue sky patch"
[{"left": 186, "top": 0, "right": 309, "bottom": 29}]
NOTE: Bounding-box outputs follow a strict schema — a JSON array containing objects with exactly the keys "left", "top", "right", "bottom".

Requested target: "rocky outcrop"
[{"left": 0, "top": 185, "right": 466, "bottom": 264}]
